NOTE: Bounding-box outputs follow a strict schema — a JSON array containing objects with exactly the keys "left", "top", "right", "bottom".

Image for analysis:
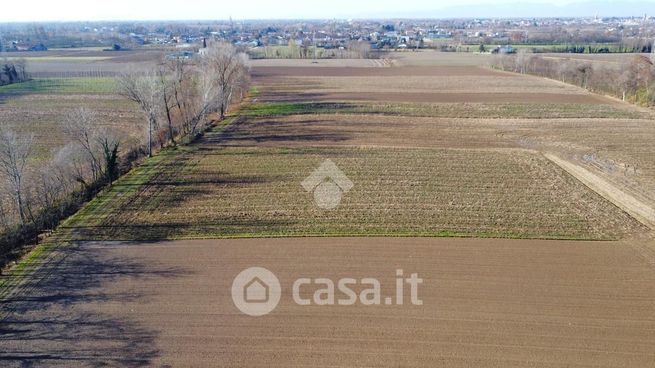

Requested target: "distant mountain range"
[{"left": 354, "top": 1, "right": 655, "bottom": 19}]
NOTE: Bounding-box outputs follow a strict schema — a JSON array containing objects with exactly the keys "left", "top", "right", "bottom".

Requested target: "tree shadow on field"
[
  {"left": 252, "top": 92, "right": 332, "bottom": 103},
  {"left": 0, "top": 79, "right": 73, "bottom": 105},
  {"left": 61, "top": 157, "right": 299, "bottom": 241},
  {"left": 0, "top": 242, "right": 189, "bottom": 366},
  {"left": 202, "top": 117, "right": 352, "bottom": 147}
]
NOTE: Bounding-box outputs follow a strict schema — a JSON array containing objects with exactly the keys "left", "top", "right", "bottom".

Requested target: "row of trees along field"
[
  {"left": 1, "top": 59, "right": 28, "bottom": 86},
  {"left": 492, "top": 50, "right": 655, "bottom": 105},
  {"left": 0, "top": 42, "right": 250, "bottom": 266}
]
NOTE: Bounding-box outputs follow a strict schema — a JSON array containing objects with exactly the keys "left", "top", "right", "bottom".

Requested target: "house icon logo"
[
  {"left": 244, "top": 277, "right": 269, "bottom": 303},
  {"left": 232, "top": 267, "right": 281, "bottom": 316},
  {"left": 302, "top": 159, "right": 354, "bottom": 210}
]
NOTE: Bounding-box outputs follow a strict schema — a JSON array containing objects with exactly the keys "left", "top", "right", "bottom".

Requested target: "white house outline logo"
[
  {"left": 243, "top": 277, "right": 269, "bottom": 303},
  {"left": 232, "top": 267, "right": 281, "bottom": 316},
  {"left": 302, "top": 159, "right": 354, "bottom": 210}
]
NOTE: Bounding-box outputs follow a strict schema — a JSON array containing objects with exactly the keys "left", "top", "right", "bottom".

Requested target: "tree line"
[
  {"left": 0, "top": 42, "right": 250, "bottom": 267},
  {"left": 492, "top": 50, "right": 655, "bottom": 105},
  {"left": 1, "top": 59, "right": 28, "bottom": 86}
]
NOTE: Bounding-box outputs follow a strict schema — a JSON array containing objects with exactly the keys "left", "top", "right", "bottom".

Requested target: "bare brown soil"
[
  {"left": 252, "top": 65, "right": 614, "bottom": 105},
  {"left": 252, "top": 65, "right": 505, "bottom": 78},
  {"left": 2, "top": 237, "right": 655, "bottom": 367}
]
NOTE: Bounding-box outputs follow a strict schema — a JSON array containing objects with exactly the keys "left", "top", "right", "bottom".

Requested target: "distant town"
[{"left": 2, "top": 16, "right": 655, "bottom": 56}]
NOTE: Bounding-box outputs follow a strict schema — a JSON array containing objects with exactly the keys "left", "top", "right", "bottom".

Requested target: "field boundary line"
[{"left": 544, "top": 153, "right": 655, "bottom": 230}]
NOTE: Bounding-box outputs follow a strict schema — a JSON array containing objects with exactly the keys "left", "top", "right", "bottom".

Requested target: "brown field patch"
[
  {"left": 252, "top": 65, "right": 505, "bottom": 78},
  {"left": 215, "top": 114, "right": 512, "bottom": 149},
  {"left": 292, "top": 75, "right": 587, "bottom": 94},
  {"left": 389, "top": 50, "right": 494, "bottom": 66},
  {"left": 3, "top": 237, "right": 655, "bottom": 367},
  {"left": 249, "top": 58, "right": 387, "bottom": 68},
  {"left": 253, "top": 65, "right": 613, "bottom": 105}
]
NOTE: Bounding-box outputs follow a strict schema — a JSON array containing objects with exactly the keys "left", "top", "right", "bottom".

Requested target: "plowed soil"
[{"left": 2, "top": 237, "right": 655, "bottom": 367}]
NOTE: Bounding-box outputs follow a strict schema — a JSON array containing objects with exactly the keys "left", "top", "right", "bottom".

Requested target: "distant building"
[
  {"left": 492, "top": 45, "right": 515, "bottom": 54},
  {"left": 166, "top": 51, "right": 196, "bottom": 60},
  {"left": 7, "top": 42, "right": 47, "bottom": 52}
]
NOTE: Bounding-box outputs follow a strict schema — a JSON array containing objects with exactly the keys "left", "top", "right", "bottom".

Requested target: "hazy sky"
[{"left": 2, "top": 0, "right": 655, "bottom": 22}]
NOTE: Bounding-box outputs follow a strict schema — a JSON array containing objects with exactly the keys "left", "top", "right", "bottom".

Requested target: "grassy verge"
[
  {"left": 0, "top": 77, "right": 117, "bottom": 94},
  {"left": 0, "top": 243, "right": 52, "bottom": 302},
  {"left": 241, "top": 101, "right": 648, "bottom": 119}
]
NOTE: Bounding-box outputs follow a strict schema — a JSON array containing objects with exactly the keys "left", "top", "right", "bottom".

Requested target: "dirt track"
[
  {"left": 545, "top": 153, "right": 655, "bottom": 229},
  {"left": 2, "top": 237, "right": 655, "bottom": 367}
]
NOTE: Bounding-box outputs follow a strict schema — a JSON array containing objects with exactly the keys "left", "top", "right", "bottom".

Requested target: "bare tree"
[
  {"left": 165, "top": 58, "right": 194, "bottom": 141},
  {"left": 35, "top": 156, "right": 69, "bottom": 212},
  {"left": 576, "top": 63, "right": 593, "bottom": 89},
  {"left": 201, "top": 42, "right": 250, "bottom": 120},
  {"left": 0, "top": 129, "right": 33, "bottom": 224},
  {"left": 514, "top": 49, "right": 534, "bottom": 74},
  {"left": 117, "top": 71, "right": 161, "bottom": 157},
  {"left": 14, "top": 58, "right": 28, "bottom": 81},
  {"left": 99, "top": 136, "right": 120, "bottom": 185},
  {"left": 62, "top": 108, "right": 102, "bottom": 181},
  {"left": 157, "top": 66, "right": 177, "bottom": 145},
  {"left": 53, "top": 143, "right": 88, "bottom": 190},
  {"left": 348, "top": 40, "right": 372, "bottom": 59}
]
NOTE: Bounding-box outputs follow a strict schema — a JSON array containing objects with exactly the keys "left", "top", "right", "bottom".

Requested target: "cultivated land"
[
  {"left": 2, "top": 51, "right": 655, "bottom": 367},
  {"left": 0, "top": 51, "right": 149, "bottom": 219},
  {"left": 3, "top": 237, "right": 655, "bottom": 367},
  {"left": 0, "top": 79, "right": 142, "bottom": 158},
  {"left": 0, "top": 49, "right": 161, "bottom": 160},
  {"left": 50, "top": 57, "right": 653, "bottom": 241}
]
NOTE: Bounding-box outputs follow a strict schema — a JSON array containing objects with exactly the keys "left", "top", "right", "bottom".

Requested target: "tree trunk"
[
  {"left": 16, "top": 189, "right": 25, "bottom": 225},
  {"left": 148, "top": 117, "right": 154, "bottom": 157},
  {"left": 164, "top": 103, "right": 176, "bottom": 146}
]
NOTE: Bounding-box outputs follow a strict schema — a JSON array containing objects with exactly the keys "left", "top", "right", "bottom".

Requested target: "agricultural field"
[
  {"left": 58, "top": 144, "right": 642, "bottom": 241},
  {"left": 250, "top": 60, "right": 655, "bottom": 224},
  {"left": 3, "top": 237, "right": 655, "bottom": 367},
  {"left": 0, "top": 76, "right": 142, "bottom": 160},
  {"left": 48, "top": 56, "right": 655, "bottom": 242},
  {"left": 251, "top": 64, "right": 625, "bottom": 104},
  {"left": 540, "top": 52, "right": 652, "bottom": 65},
  {"left": 5, "top": 49, "right": 164, "bottom": 77},
  {"left": 0, "top": 50, "right": 159, "bottom": 161},
  {"left": 3, "top": 51, "right": 655, "bottom": 367},
  {"left": 389, "top": 50, "right": 492, "bottom": 66}
]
